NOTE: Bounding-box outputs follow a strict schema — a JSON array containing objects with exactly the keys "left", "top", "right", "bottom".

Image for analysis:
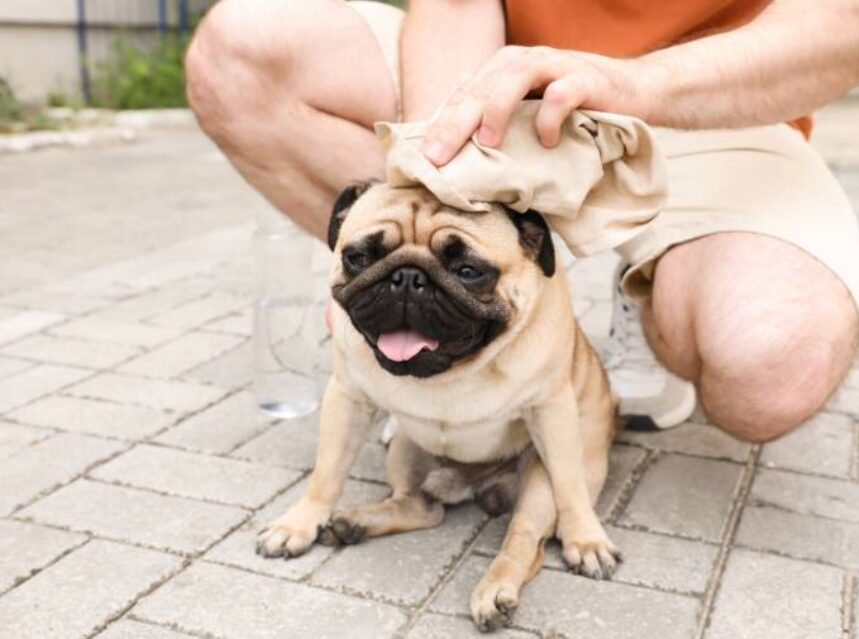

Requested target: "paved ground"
[{"left": 0, "top": 100, "right": 858, "bottom": 639}]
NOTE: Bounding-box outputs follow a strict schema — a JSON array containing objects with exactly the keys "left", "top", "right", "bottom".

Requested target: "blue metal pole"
[
  {"left": 75, "top": 0, "right": 92, "bottom": 104},
  {"left": 179, "top": 0, "right": 190, "bottom": 34},
  {"left": 158, "top": 0, "right": 167, "bottom": 35}
]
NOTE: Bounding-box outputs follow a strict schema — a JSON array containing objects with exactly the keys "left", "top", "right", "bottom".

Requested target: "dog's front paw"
[
  {"left": 470, "top": 577, "right": 519, "bottom": 632},
  {"left": 559, "top": 531, "right": 621, "bottom": 580},
  {"left": 256, "top": 500, "right": 329, "bottom": 559}
]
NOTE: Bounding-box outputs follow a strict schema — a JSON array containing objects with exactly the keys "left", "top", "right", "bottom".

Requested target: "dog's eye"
[
  {"left": 456, "top": 264, "right": 483, "bottom": 281},
  {"left": 343, "top": 250, "right": 371, "bottom": 273}
]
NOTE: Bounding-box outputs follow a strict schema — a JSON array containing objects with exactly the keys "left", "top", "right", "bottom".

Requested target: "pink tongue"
[{"left": 377, "top": 330, "right": 440, "bottom": 362}]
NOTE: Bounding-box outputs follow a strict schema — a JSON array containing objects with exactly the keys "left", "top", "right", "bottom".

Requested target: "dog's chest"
[{"left": 396, "top": 413, "right": 531, "bottom": 463}]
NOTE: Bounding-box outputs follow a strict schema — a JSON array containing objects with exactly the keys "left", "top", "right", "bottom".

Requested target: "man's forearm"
[
  {"left": 638, "top": 0, "right": 859, "bottom": 128},
  {"left": 400, "top": 0, "right": 504, "bottom": 121}
]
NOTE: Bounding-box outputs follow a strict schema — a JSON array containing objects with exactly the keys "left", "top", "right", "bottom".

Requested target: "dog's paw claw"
[
  {"left": 255, "top": 522, "right": 318, "bottom": 560},
  {"left": 471, "top": 582, "right": 519, "bottom": 632},
  {"left": 561, "top": 538, "right": 621, "bottom": 580}
]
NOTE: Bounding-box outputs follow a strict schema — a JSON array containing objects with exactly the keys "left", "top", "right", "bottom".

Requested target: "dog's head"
[{"left": 328, "top": 182, "right": 556, "bottom": 378}]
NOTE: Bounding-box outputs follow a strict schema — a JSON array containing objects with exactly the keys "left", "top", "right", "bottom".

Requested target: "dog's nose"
[{"left": 390, "top": 266, "right": 428, "bottom": 293}]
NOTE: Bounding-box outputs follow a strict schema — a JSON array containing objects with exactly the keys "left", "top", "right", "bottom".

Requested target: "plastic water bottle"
[{"left": 253, "top": 208, "right": 324, "bottom": 418}]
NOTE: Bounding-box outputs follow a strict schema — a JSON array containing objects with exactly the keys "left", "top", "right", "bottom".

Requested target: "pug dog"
[{"left": 256, "top": 182, "right": 619, "bottom": 631}]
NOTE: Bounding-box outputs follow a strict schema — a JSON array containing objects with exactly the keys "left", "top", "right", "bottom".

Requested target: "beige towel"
[{"left": 376, "top": 101, "right": 667, "bottom": 257}]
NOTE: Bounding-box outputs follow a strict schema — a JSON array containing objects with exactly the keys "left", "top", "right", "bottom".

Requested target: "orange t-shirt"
[{"left": 504, "top": 0, "right": 812, "bottom": 137}]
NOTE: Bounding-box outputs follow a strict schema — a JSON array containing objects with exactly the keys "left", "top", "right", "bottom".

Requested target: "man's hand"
[
  {"left": 420, "top": 46, "right": 648, "bottom": 166},
  {"left": 420, "top": 0, "right": 859, "bottom": 168}
]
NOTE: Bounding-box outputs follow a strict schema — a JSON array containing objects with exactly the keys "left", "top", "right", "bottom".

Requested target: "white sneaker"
[{"left": 604, "top": 264, "right": 697, "bottom": 430}]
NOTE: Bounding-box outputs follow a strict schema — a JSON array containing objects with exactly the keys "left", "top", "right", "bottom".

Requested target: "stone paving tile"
[
  {"left": 0, "top": 433, "right": 125, "bottom": 515},
  {"left": 204, "top": 309, "right": 252, "bottom": 336},
  {"left": 829, "top": 385, "right": 859, "bottom": 417},
  {"left": 845, "top": 366, "right": 859, "bottom": 390},
  {"left": 430, "top": 555, "right": 699, "bottom": 639},
  {"left": 8, "top": 395, "right": 178, "bottom": 441},
  {"left": 49, "top": 317, "right": 183, "bottom": 348},
  {"left": 66, "top": 372, "right": 228, "bottom": 413},
  {"left": 34, "top": 273, "right": 140, "bottom": 302},
  {"left": 119, "top": 260, "right": 218, "bottom": 291},
  {"left": 0, "top": 420, "right": 50, "bottom": 458},
  {"left": 92, "top": 285, "right": 212, "bottom": 324},
  {"left": 0, "top": 354, "right": 35, "bottom": 380},
  {"left": 233, "top": 413, "right": 391, "bottom": 482},
  {"left": 474, "top": 518, "right": 716, "bottom": 596},
  {"left": 0, "top": 364, "right": 90, "bottom": 414},
  {"left": 148, "top": 292, "right": 250, "bottom": 330},
  {"left": 0, "top": 334, "right": 141, "bottom": 369},
  {"left": 91, "top": 444, "right": 301, "bottom": 508},
  {"left": 0, "top": 310, "right": 65, "bottom": 346},
  {"left": 118, "top": 332, "right": 244, "bottom": 378},
  {"left": 155, "top": 390, "right": 273, "bottom": 454},
  {"left": 351, "top": 440, "right": 389, "bottom": 483},
  {"left": 616, "top": 421, "right": 751, "bottom": 463},
  {"left": 406, "top": 613, "right": 537, "bottom": 638},
  {"left": 19, "top": 479, "right": 248, "bottom": 554},
  {"left": 597, "top": 444, "right": 648, "bottom": 519},
  {"left": 706, "top": 549, "right": 843, "bottom": 639},
  {"left": 1, "top": 288, "right": 113, "bottom": 316},
  {"left": 0, "top": 540, "right": 181, "bottom": 639},
  {"left": 95, "top": 619, "right": 196, "bottom": 639},
  {"left": 205, "top": 478, "right": 389, "bottom": 582},
  {"left": 605, "top": 526, "right": 717, "bottom": 595},
  {"left": 182, "top": 340, "right": 252, "bottom": 390},
  {"left": 736, "top": 504, "right": 859, "bottom": 568},
  {"left": 750, "top": 468, "right": 859, "bottom": 524},
  {"left": 620, "top": 454, "right": 743, "bottom": 542},
  {"left": 0, "top": 519, "right": 88, "bottom": 593},
  {"left": 311, "top": 504, "right": 487, "bottom": 606},
  {"left": 230, "top": 411, "right": 319, "bottom": 469},
  {"left": 133, "top": 562, "right": 408, "bottom": 639},
  {"left": 760, "top": 412, "right": 854, "bottom": 478}
]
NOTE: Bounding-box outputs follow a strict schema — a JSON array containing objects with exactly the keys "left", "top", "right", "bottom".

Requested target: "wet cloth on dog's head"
[{"left": 375, "top": 101, "right": 667, "bottom": 257}]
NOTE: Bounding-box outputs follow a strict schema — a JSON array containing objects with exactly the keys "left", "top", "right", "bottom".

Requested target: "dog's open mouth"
[{"left": 376, "top": 329, "right": 440, "bottom": 362}]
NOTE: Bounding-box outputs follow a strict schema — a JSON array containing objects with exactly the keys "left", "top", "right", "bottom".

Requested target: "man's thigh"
[{"left": 193, "top": 0, "right": 402, "bottom": 127}]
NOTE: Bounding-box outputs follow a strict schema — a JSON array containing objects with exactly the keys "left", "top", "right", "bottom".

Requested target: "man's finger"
[
  {"left": 421, "top": 93, "right": 484, "bottom": 166},
  {"left": 535, "top": 78, "right": 587, "bottom": 147},
  {"left": 421, "top": 97, "right": 483, "bottom": 165},
  {"left": 475, "top": 71, "right": 535, "bottom": 147}
]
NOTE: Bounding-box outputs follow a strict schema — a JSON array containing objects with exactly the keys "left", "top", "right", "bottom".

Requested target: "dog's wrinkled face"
[{"left": 329, "top": 182, "right": 555, "bottom": 378}]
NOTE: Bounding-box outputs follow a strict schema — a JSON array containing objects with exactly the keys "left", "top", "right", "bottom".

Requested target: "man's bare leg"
[
  {"left": 185, "top": 0, "right": 397, "bottom": 239},
  {"left": 642, "top": 232, "right": 858, "bottom": 443}
]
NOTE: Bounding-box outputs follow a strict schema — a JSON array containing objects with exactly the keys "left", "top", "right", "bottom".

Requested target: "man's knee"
[
  {"left": 185, "top": 0, "right": 302, "bottom": 135},
  {"left": 695, "top": 295, "right": 857, "bottom": 444},
  {"left": 649, "top": 233, "right": 858, "bottom": 443}
]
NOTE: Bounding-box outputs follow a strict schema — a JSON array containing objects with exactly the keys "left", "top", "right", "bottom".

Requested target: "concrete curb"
[
  {"left": 0, "top": 127, "right": 137, "bottom": 154},
  {"left": 0, "top": 108, "right": 196, "bottom": 154}
]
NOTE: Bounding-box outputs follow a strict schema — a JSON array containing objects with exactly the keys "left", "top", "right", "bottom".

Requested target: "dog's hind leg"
[
  {"left": 470, "top": 452, "right": 556, "bottom": 632},
  {"left": 321, "top": 431, "right": 444, "bottom": 545}
]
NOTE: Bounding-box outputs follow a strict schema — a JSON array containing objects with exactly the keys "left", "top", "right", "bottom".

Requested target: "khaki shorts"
[{"left": 352, "top": 1, "right": 859, "bottom": 309}]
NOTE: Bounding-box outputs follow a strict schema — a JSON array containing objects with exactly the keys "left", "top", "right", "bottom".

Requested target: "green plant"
[
  {"left": 0, "top": 76, "right": 21, "bottom": 127},
  {"left": 29, "top": 112, "right": 60, "bottom": 131},
  {"left": 47, "top": 90, "right": 79, "bottom": 109},
  {"left": 91, "top": 33, "right": 190, "bottom": 109}
]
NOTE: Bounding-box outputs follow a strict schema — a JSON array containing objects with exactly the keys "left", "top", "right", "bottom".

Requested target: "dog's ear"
[
  {"left": 328, "top": 181, "right": 375, "bottom": 250},
  {"left": 504, "top": 208, "right": 556, "bottom": 277}
]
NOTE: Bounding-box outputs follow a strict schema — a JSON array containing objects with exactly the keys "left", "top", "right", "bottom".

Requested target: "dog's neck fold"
[{"left": 375, "top": 101, "right": 668, "bottom": 258}]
